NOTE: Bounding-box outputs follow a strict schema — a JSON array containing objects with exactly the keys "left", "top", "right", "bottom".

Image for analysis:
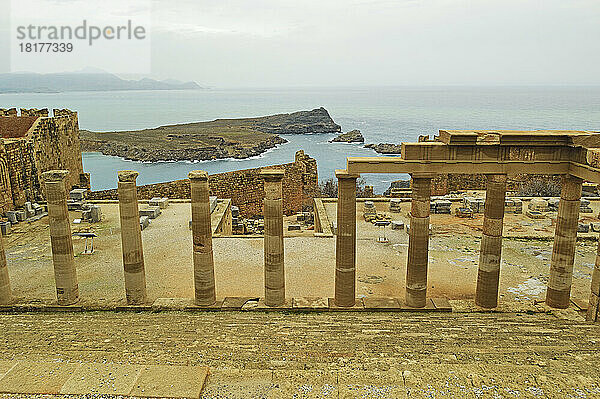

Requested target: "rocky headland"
[
  {"left": 80, "top": 107, "right": 340, "bottom": 162},
  {"left": 330, "top": 129, "right": 364, "bottom": 143},
  {"left": 363, "top": 143, "right": 402, "bottom": 154}
]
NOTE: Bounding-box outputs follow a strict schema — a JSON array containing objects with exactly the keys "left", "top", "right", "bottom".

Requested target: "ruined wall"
[
  {"left": 430, "top": 173, "right": 560, "bottom": 195},
  {"left": 0, "top": 145, "right": 13, "bottom": 213},
  {"left": 89, "top": 151, "right": 319, "bottom": 218},
  {"left": 30, "top": 110, "right": 85, "bottom": 191},
  {"left": 1, "top": 140, "right": 37, "bottom": 207},
  {"left": 0, "top": 109, "right": 85, "bottom": 211}
]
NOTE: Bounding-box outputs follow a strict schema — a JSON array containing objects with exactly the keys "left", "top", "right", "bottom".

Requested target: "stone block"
[
  {"left": 15, "top": 211, "right": 26, "bottom": 222},
  {"left": 89, "top": 205, "right": 101, "bottom": 223},
  {"left": 5, "top": 211, "right": 17, "bottom": 224},
  {"left": 363, "top": 297, "right": 401, "bottom": 310},
  {"left": 431, "top": 297, "right": 453, "bottom": 312},
  {"left": 59, "top": 363, "right": 142, "bottom": 395},
  {"left": 67, "top": 201, "right": 84, "bottom": 211},
  {"left": 0, "top": 222, "right": 10, "bottom": 236},
  {"left": 526, "top": 210, "right": 545, "bottom": 219},
  {"left": 391, "top": 221, "right": 404, "bottom": 230},
  {"left": 209, "top": 196, "right": 218, "bottom": 213},
  {"left": 69, "top": 188, "right": 87, "bottom": 201},
  {"left": 0, "top": 361, "right": 79, "bottom": 394},
  {"left": 139, "top": 206, "right": 160, "bottom": 219},
  {"left": 149, "top": 197, "right": 169, "bottom": 209},
  {"left": 292, "top": 297, "right": 328, "bottom": 310},
  {"left": 221, "top": 297, "right": 258, "bottom": 310},
  {"left": 254, "top": 298, "right": 292, "bottom": 310},
  {"left": 24, "top": 202, "right": 34, "bottom": 218},
  {"left": 32, "top": 203, "right": 43, "bottom": 215},
  {"left": 130, "top": 365, "right": 209, "bottom": 398},
  {"left": 140, "top": 216, "right": 150, "bottom": 230},
  {"left": 529, "top": 198, "right": 549, "bottom": 212},
  {"left": 288, "top": 224, "right": 301, "bottom": 231},
  {"left": 578, "top": 223, "right": 590, "bottom": 233}
]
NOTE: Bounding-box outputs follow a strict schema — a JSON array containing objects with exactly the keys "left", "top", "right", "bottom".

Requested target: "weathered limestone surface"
[
  {"left": 406, "top": 175, "right": 432, "bottom": 308},
  {"left": 118, "top": 171, "right": 147, "bottom": 305},
  {"left": 587, "top": 237, "right": 600, "bottom": 322},
  {"left": 189, "top": 170, "right": 216, "bottom": 306},
  {"left": 0, "top": 312, "right": 599, "bottom": 397},
  {"left": 43, "top": 170, "right": 79, "bottom": 305},
  {"left": 262, "top": 169, "right": 285, "bottom": 306},
  {"left": 475, "top": 174, "right": 507, "bottom": 308},
  {"left": 0, "top": 229, "right": 10, "bottom": 305},
  {"left": 334, "top": 170, "right": 359, "bottom": 307},
  {"left": 546, "top": 175, "right": 582, "bottom": 308}
]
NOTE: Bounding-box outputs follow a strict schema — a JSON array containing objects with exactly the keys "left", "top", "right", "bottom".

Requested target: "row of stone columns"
[
  {"left": 333, "top": 171, "right": 591, "bottom": 313},
  {"left": 0, "top": 168, "right": 596, "bottom": 316}
]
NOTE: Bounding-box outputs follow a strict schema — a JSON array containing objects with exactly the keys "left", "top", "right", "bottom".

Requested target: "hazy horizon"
[{"left": 1, "top": 0, "right": 599, "bottom": 88}]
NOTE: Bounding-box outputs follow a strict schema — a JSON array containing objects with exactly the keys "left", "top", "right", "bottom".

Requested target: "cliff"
[{"left": 80, "top": 108, "right": 339, "bottom": 162}]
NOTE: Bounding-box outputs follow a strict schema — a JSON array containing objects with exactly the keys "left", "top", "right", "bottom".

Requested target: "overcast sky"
[{"left": 2, "top": 0, "right": 600, "bottom": 87}]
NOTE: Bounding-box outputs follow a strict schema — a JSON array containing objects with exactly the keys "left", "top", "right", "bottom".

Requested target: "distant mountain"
[{"left": 0, "top": 72, "right": 205, "bottom": 93}]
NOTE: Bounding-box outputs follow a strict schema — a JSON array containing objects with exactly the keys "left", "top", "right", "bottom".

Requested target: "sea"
[{"left": 1, "top": 86, "right": 599, "bottom": 194}]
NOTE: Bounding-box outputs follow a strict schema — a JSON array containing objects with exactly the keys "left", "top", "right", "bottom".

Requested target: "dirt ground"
[{"left": 2, "top": 199, "right": 599, "bottom": 306}]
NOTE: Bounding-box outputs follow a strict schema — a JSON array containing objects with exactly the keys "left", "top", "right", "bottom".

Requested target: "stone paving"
[{"left": 0, "top": 304, "right": 599, "bottom": 398}]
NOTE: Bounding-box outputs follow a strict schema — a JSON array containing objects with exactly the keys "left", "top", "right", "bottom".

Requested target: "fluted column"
[
  {"left": 43, "top": 170, "right": 79, "bottom": 305},
  {"left": 261, "top": 169, "right": 285, "bottom": 306},
  {"left": 334, "top": 169, "right": 359, "bottom": 307},
  {"left": 546, "top": 174, "right": 582, "bottom": 308},
  {"left": 586, "top": 237, "right": 600, "bottom": 322},
  {"left": 406, "top": 173, "right": 433, "bottom": 308},
  {"left": 118, "top": 171, "right": 147, "bottom": 305},
  {"left": 189, "top": 170, "right": 216, "bottom": 306},
  {"left": 475, "top": 174, "right": 507, "bottom": 308},
  {"left": 0, "top": 229, "right": 11, "bottom": 305}
]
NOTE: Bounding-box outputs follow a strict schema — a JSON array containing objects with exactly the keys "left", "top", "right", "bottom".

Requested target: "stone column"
[
  {"left": 406, "top": 174, "right": 433, "bottom": 308},
  {"left": 586, "top": 237, "right": 600, "bottom": 322},
  {"left": 261, "top": 169, "right": 285, "bottom": 306},
  {"left": 334, "top": 169, "right": 359, "bottom": 307},
  {"left": 189, "top": 170, "right": 216, "bottom": 306},
  {"left": 118, "top": 171, "right": 147, "bottom": 305},
  {"left": 475, "top": 174, "right": 507, "bottom": 308},
  {"left": 43, "top": 170, "right": 79, "bottom": 305},
  {"left": 0, "top": 229, "right": 11, "bottom": 305},
  {"left": 546, "top": 174, "right": 582, "bottom": 308}
]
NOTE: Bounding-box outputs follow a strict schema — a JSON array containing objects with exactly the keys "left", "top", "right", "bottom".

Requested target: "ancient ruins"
[
  {"left": 1, "top": 120, "right": 599, "bottom": 324},
  {"left": 0, "top": 108, "right": 88, "bottom": 213}
]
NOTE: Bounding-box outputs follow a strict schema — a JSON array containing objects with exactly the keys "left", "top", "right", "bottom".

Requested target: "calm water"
[{"left": 1, "top": 86, "right": 599, "bottom": 193}]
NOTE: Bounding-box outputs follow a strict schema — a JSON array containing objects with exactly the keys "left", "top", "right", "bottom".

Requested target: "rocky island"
[
  {"left": 363, "top": 143, "right": 402, "bottom": 154},
  {"left": 80, "top": 107, "right": 341, "bottom": 162},
  {"left": 330, "top": 129, "right": 364, "bottom": 143}
]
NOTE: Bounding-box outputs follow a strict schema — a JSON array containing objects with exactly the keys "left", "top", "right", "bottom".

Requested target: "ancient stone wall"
[
  {"left": 0, "top": 108, "right": 85, "bottom": 212},
  {"left": 89, "top": 151, "right": 319, "bottom": 218},
  {"left": 430, "top": 173, "right": 561, "bottom": 195},
  {"left": 2, "top": 140, "right": 37, "bottom": 207},
  {"left": 30, "top": 110, "right": 85, "bottom": 192}
]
